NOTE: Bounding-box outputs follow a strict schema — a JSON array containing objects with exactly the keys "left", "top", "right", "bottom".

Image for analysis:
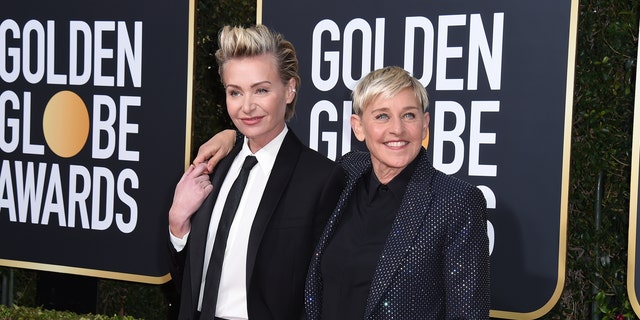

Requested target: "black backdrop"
[{"left": 260, "top": 0, "right": 577, "bottom": 317}]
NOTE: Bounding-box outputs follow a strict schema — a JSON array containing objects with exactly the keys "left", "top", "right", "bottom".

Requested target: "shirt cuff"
[{"left": 169, "top": 228, "right": 189, "bottom": 252}]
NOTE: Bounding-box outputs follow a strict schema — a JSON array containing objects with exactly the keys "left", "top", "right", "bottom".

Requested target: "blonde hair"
[
  {"left": 352, "top": 66, "right": 429, "bottom": 115},
  {"left": 215, "top": 25, "right": 300, "bottom": 120}
]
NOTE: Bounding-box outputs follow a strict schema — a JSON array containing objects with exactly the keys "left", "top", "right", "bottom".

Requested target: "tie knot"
[{"left": 242, "top": 155, "right": 258, "bottom": 171}]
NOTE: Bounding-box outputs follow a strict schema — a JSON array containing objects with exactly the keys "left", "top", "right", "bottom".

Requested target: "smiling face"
[
  {"left": 222, "top": 54, "right": 296, "bottom": 153},
  {"left": 351, "top": 88, "right": 430, "bottom": 184}
]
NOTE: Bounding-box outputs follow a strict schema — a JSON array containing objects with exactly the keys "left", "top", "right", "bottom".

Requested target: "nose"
[
  {"left": 389, "top": 116, "right": 404, "bottom": 135},
  {"left": 241, "top": 95, "right": 256, "bottom": 113}
]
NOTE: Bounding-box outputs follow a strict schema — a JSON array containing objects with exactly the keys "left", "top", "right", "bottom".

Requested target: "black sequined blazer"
[{"left": 305, "top": 148, "right": 490, "bottom": 319}]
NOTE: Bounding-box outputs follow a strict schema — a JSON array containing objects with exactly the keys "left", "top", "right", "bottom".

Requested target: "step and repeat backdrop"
[
  {"left": 0, "top": 0, "right": 194, "bottom": 283},
  {"left": 259, "top": 0, "right": 577, "bottom": 317},
  {"left": 1, "top": 0, "right": 584, "bottom": 316}
]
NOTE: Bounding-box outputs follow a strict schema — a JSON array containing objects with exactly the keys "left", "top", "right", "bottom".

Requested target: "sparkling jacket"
[{"left": 305, "top": 148, "right": 490, "bottom": 319}]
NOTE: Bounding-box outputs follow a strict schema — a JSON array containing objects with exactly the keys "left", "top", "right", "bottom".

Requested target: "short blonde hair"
[
  {"left": 215, "top": 25, "right": 300, "bottom": 120},
  {"left": 352, "top": 66, "right": 429, "bottom": 115}
]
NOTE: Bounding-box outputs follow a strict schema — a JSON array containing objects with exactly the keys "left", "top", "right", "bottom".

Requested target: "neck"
[{"left": 246, "top": 123, "right": 285, "bottom": 153}]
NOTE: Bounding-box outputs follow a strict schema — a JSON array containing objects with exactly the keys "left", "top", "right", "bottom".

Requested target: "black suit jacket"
[
  {"left": 169, "top": 130, "right": 343, "bottom": 320},
  {"left": 306, "top": 149, "right": 489, "bottom": 319}
]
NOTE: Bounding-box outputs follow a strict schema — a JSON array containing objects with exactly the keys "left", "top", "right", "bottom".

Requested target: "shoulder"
[
  {"left": 433, "top": 170, "right": 477, "bottom": 191},
  {"left": 339, "top": 150, "right": 370, "bottom": 164},
  {"left": 430, "top": 170, "right": 486, "bottom": 208},
  {"left": 432, "top": 169, "right": 482, "bottom": 194},
  {"left": 337, "top": 150, "right": 371, "bottom": 177},
  {"left": 407, "top": 151, "right": 484, "bottom": 205},
  {"left": 284, "top": 130, "right": 339, "bottom": 170}
]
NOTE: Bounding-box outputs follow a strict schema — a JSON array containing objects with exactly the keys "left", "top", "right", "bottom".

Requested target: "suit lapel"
[
  {"left": 306, "top": 157, "right": 363, "bottom": 320},
  {"left": 364, "top": 152, "right": 435, "bottom": 318},
  {"left": 245, "top": 131, "right": 302, "bottom": 287},
  {"left": 188, "top": 144, "right": 242, "bottom": 299}
]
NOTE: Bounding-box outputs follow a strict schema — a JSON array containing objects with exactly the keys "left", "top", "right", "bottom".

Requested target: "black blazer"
[
  {"left": 306, "top": 149, "right": 489, "bottom": 319},
  {"left": 169, "top": 130, "right": 344, "bottom": 320}
]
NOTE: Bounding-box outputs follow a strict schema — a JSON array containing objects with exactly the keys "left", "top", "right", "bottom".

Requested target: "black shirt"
[{"left": 320, "top": 159, "right": 418, "bottom": 319}]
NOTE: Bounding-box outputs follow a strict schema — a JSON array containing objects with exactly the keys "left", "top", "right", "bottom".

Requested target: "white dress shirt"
[{"left": 170, "top": 126, "right": 287, "bottom": 320}]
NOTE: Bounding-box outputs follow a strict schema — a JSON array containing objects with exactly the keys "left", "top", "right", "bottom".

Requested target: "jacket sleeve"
[
  {"left": 312, "top": 164, "right": 345, "bottom": 242},
  {"left": 444, "top": 184, "right": 490, "bottom": 319},
  {"left": 167, "top": 236, "right": 188, "bottom": 293}
]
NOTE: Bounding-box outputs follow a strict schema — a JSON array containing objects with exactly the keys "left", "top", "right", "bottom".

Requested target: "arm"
[
  {"left": 168, "top": 163, "right": 212, "bottom": 238},
  {"left": 445, "top": 186, "right": 490, "bottom": 319},
  {"left": 167, "top": 163, "right": 211, "bottom": 292},
  {"left": 192, "top": 129, "right": 238, "bottom": 174},
  {"left": 171, "top": 128, "right": 238, "bottom": 237}
]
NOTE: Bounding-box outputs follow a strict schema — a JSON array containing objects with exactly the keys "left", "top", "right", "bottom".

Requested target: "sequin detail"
[{"left": 305, "top": 149, "right": 489, "bottom": 319}]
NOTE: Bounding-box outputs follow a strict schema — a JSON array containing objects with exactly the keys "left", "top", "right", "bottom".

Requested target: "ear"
[
  {"left": 350, "top": 114, "right": 366, "bottom": 142},
  {"left": 421, "top": 112, "right": 430, "bottom": 140},
  {"left": 286, "top": 79, "right": 297, "bottom": 104}
]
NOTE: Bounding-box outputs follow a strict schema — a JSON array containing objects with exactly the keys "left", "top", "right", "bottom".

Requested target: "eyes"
[
  {"left": 373, "top": 112, "right": 417, "bottom": 121},
  {"left": 227, "top": 87, "right": 269, "bottom": 97}
]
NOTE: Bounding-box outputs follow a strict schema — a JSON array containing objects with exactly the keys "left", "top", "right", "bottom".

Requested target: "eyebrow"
[
  {"left": 224, "top": 81, "right": 272, "bottom": 90},
  {"left": 369, "top": 105, "right": 420, "bottom": 113}
]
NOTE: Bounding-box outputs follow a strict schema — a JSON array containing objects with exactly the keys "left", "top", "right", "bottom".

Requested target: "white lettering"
[
  {"left": 14, "top": 161, "right": 46, "bottom": 224},
  {"left": 310, "top": 100, "right": 339, "bottom": 160},
  {"left": 342, "top": 18, "right": 372, "bottom": 90},
  {"left": 118, "top": 96, "right": 140, "bottom": 161},
  {"left": 117, "top": 21, "right": 142, "bottom": 88},
  {"left": 0, "top": 160, "right": 17, "bottom": 222},
  {"left": 469, "top": 101, "right": 498, "bottom": 176},
  {"left": 22, "top": 20, "right": 46, "bottom": 84},
  {"left": 46, "top": 21, "right": 67, "bottom": 85},
  {"left": 92, "top": 94, "right": 117, "bottom": 159},
  {"left": 311, "top": 20, "right": 340, "bottom": 91},
  {"left": 0, "top": 19, "right": 21, "bottom": 83},
  {"left": 41, "top": 163, "right": 66, "bottom": 226},
  {"left": 69, "top": 21, "right": 92, "bottom": 85},
  {"left": 68, "top": 165, "right": 91, "bottom": 229},
  {"left": 404, "top": 16, "right": 435, "bottom": 87},
  {"left": 115, "top": 168, "right": 138, "bottom": 233},
  {"left": 468, "top": 13, "right": 504, "bottom": 90},
  {"left": 433, "top": 101, "right": 465, "bottom": 174},
  {"left": 0, "top": 90, "right": 20, "bottom": 153},
  {"left": 436, "top": 15, "right": 466, "bottom": 91},
  {"left": 91, "top": 166, "right": 114, "bottom": 230},
  {"left": 0, "top": 19, "right": 142, "bottom": 86},
  {"left": 93, "top": 21, "right": 115, "bottom": 87}
]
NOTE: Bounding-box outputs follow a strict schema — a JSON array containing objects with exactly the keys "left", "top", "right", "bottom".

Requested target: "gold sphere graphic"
[{"left": 42, "top": 91, "right": 90, "bottom": 158}]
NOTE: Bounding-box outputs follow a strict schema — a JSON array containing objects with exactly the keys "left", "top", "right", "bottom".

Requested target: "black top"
[{"left": 320, "top": 158, "right": 419, "bottom": 319}]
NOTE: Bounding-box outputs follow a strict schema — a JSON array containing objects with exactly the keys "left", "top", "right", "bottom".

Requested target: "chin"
[
  {"left": 389, "top": 157, "right": 415, "bottom": 168},
  {"left": 237, "top": 127, "right": 262, "bottom": 138}
]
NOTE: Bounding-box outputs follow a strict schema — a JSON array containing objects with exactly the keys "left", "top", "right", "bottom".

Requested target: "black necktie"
[{"left": 200, "top": 155, "right": 258, "bottom": 318}]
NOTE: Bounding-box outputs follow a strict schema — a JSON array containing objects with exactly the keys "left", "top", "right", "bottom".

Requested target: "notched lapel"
[
  {"left": 245, "top": 131, "right": 302, "bottom": 285},
  {"left": 364, "top": 154, "right": 435, "bottom": 318}
]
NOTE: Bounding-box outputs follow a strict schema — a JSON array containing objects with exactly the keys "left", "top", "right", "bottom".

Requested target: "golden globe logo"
[
  {"left": 0, "top": 18, "right": 142, "bottom": 234},
  {"left": 43, "top": 91, "right": 90, "bottom": 158}
]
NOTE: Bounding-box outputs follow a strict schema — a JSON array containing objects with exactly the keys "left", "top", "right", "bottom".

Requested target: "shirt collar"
[
  {"left": 239, "top": 126, "right": 288, "bottom": 175},
  {"left": 366, "top": 155, "right": 419, "bottom": 203}
]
